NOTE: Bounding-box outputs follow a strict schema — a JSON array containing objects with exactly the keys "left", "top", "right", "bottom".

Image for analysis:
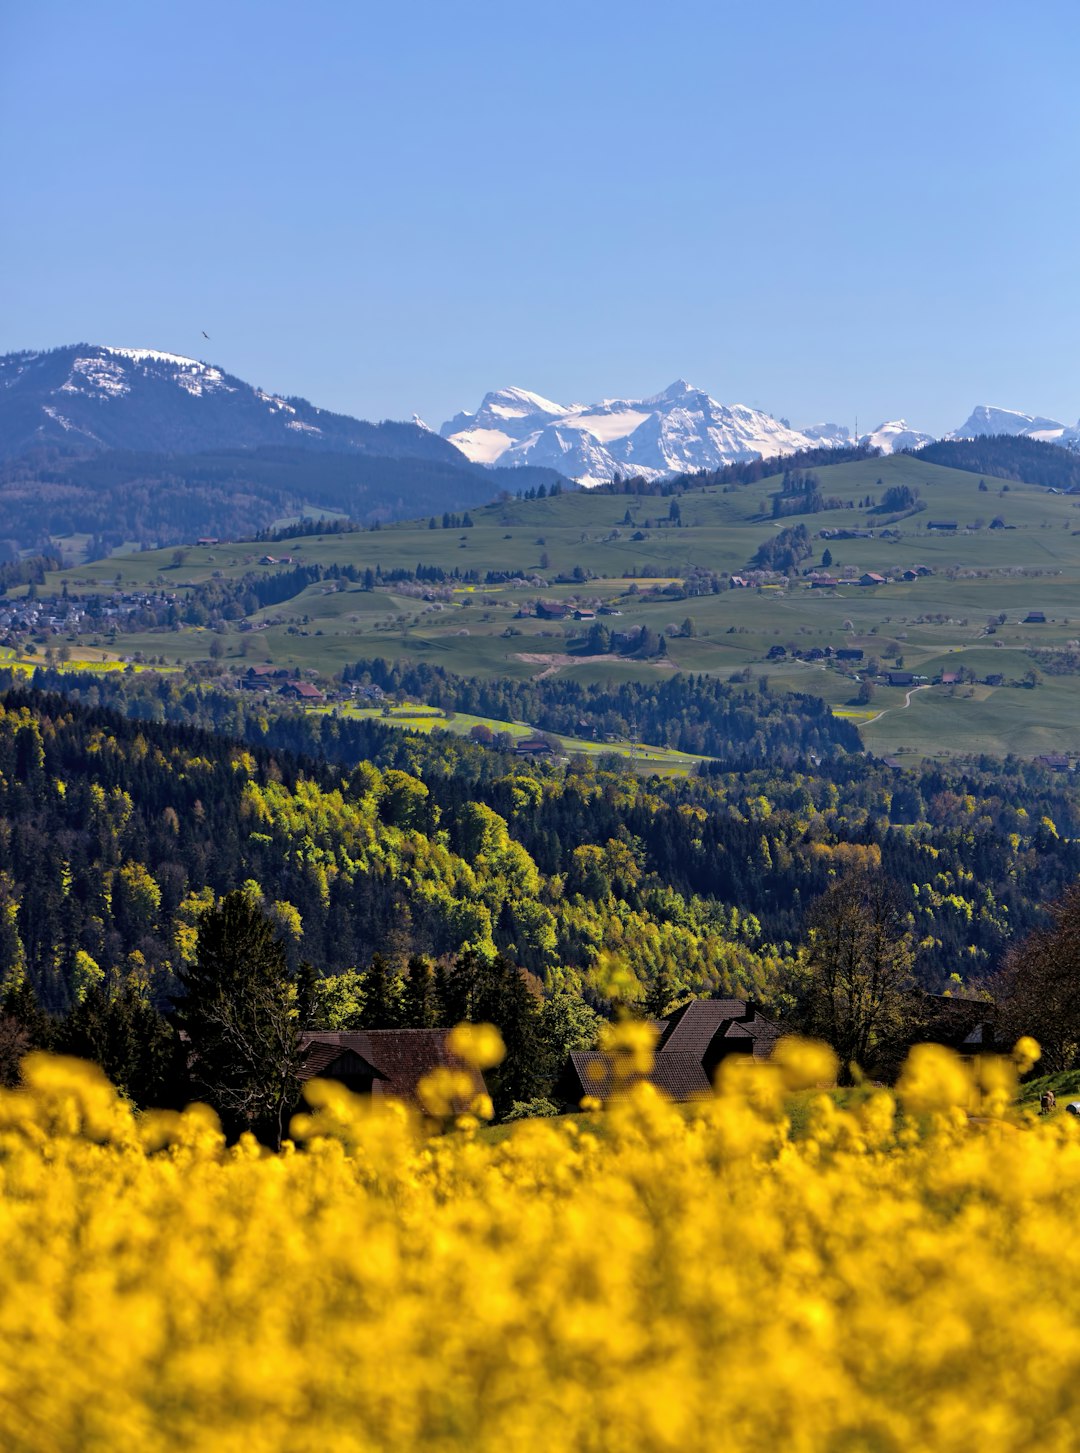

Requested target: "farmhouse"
[
  {"left": 888, "top": 671, "right": 915, "bottom": 687},
  {"left": 859, "top": 572, "right": 887, "bottom": 587},
  {"left": 836, "top": 648, "right": 864, "bottom": 662},
  {"left": 300, "top": 1030, "right": 488, "bottom": 1116},
  {"left": 1024, "top": 611, "right": 1047, "bottom": 624},
  {"left": 554, "top": 999, "right": 780, "bottom": 1108},
  {"left": 573, "top": 609, "right": 596, "bottom": 621},
  {"left": 514, "top": 737, "right": 556, "bottom": 759},
  {"left": 278, "top": 681, "right": 324, "bottom": 702},
  {"left": 536, "top": 601, "right": 571, "bottom": 620},
  {"left": 811, "top": 577, "right": 840, "bottom": 589}
]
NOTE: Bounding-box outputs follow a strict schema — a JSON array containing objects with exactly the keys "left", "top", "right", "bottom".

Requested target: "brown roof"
[
  {"left": 656, "top": 999, "right": 751, "bottom": 1058},
  {"left": 560, "top": 1050, "right": 712, "bottom": 1105},
  {"left": 300, "top": 1030, "right": 487, "bottom": 1114}
]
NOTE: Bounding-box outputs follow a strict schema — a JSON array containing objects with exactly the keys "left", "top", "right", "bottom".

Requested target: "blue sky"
[{"left": 2, "top": 0, "right": 1078, "bottom": 435}]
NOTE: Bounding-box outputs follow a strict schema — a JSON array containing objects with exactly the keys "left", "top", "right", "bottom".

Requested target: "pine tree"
[{"left": 173, "top": 892, "right": 303, "bottom": 1145}]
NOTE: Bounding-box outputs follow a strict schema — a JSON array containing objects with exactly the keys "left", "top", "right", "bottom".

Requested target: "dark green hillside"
[
  {"left": 914, "top": 435, "right": 1080, "bottom": 491},
  {"left": 0, "top": 446, "right": 569, "bottom": 559}
]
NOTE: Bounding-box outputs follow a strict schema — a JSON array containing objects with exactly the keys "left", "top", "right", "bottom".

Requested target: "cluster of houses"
[
  {"left": 0, "top": 588, "right": 175, "bottom": 641},
  {"left": 300, "top": 993, "right": 1005, "bottom": 1119},
  {"left": 807, "top": 566, "right": 934, "bottom": 591},
  {"left": 528, "top": 600, "right": 623, "bottom": 622}
]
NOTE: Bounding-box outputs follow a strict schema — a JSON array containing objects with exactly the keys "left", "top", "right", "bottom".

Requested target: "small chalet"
[
  {"left": 811, "top": 577, "right": 840, "bottom": 590},
  {"left": 536, "top": 601, "right": 571, "bottom": 621},
  {"left": 729, "top": 575, "right": 750, "bottom": 589},
  {"left": 279, "top": 681, "right": 324, "bottom": 702},
  {"left": 300, "top": 1030, "right": 488, "bottom": 1116},
  {"left": 1035, "top": 754, "right": 1072, "bottom": 772},
  {"left": 1024, "top": 611, "right": 1047, "bottom": 624},
  {"left": 836, "top": 648, "right": 864, "bottom": 662},
  {"left": 903, "top": 995, "right": 999, "bottom": 1060},
  {"left": 888, "top": 671, "right": 915, "bottom": 687},
  {"left": 901, "top": 569, "right": 919, "bottom": 581},
  {"left": 927, "top": 521, "right": 958, "bottom": 532},
  {"left": 197, "top": 537, "right": 219, "bottom": 547},
  {"left": 513, "top": 736, "right": 555, "bottom": 758},
  {"left": 554, "top": 999, "right": 781, "bottom": 1109},
  {"left": 573, "top": 609, "right": 596, "bottom": 621},
  {"left": 940, "top": 671, "right": 960, "bottom": 686},
  {"left": 859, "top": 572, "right": 887, "bottom": 587}
]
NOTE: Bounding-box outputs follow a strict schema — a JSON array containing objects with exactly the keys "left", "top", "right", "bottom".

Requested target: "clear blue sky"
[{"left": 2, "top": 0, "right": 1078, "bottom": 435}]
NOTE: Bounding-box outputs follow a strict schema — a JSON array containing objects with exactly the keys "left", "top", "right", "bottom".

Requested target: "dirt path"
[
  {"left": 514, "top": 652, "right": 677, "bottom": 680},
  {"left": 863, "top": 683, "right": 931, "bottom": 726}
]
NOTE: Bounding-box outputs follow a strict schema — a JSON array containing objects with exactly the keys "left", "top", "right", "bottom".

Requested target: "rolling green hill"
[{"left": 22, "top": 450, "right": 1080, "bottom": 757}]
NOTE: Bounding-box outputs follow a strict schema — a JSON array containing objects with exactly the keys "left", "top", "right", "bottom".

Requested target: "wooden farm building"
[
  {"left": 554, "top": 999, "right": 781, "bottom": 1109},
  {"left": 300, "top": 1029, "right": 488, "bottom": 1116}
]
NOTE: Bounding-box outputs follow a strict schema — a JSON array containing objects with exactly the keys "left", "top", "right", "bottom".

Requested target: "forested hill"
[
  {"left": 0, "top": 446, "right": 567, "bottom": 558},
  {"left": 912, "top": 434, "right": 1080, "bottom": 490},
  {"left": 3, "top": 686, "right": 1080, "bottom": 1035},
  {"left": 339, "top": 661, "right": 863, "bottom": 763}
]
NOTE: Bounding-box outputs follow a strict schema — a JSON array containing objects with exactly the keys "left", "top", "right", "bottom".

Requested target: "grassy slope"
[{"left": 34, "top": 452, "right": 1080, "bottom": 757}]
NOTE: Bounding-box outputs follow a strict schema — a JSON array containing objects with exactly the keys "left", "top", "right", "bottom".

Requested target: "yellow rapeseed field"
[{"left": 0, "top": 1029, "right": 1077, "bottom": 1453}]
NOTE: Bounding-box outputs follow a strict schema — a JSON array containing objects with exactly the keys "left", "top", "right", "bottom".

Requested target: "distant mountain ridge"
[
  {"left": 440, "top": 382, "right": 938, "bottom": 484},
  {"left": 0, "top": 345, "right": 569, "bottom": 556},
  {"left": 948, "top": 404, "right": 1080, "bottom": 450},
  {"left": 0, "top": 344, "right": 466, "bottom": 464}
]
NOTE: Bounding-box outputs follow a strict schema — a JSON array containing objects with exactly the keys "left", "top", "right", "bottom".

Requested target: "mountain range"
[
  {"left": 5, "top": 343, "right": 1080, "bottom": 501},
  {"left": 442, "top": 383, "right": 1080, "bottom": 485}
]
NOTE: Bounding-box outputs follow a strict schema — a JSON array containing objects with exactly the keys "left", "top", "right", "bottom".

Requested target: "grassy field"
[
  {"left": 313, "top": 700, "right": 709, "bottom": 775},
  {"left": 28, "top": 451, "right": 1080, "bottom": 756}
]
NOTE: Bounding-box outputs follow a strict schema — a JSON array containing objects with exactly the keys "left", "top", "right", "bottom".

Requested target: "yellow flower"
[{"left": 447, "top": 1022, "right": 506, "bottom": 1070}]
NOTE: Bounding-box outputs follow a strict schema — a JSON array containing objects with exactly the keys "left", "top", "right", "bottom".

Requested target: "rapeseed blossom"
[{"left": 0, "top": 1040, "right": 1078, "bottom": 1452}]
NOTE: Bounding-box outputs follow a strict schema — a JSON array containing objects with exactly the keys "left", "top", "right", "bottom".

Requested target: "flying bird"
[{"left": 201, "top": 330, "right": 210, "bottom": 340}]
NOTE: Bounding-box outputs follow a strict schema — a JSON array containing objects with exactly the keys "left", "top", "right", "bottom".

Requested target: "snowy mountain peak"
[
  {"left": 950, "top": 404, "right": 1071, "bottom": 441},
  {"left": 441, "top": 381, "right": 856, "bottom": 485},
  {"left": 860, "top": 420, "right": 934, "bottom": 454},
  {"left": 948, "top": 404, "right": 1080, "bottom": 451}
]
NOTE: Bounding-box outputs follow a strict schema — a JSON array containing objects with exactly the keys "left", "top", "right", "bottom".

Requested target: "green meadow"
[{"left": 33, "top": 451, "right": 1080, "bottom": 757}]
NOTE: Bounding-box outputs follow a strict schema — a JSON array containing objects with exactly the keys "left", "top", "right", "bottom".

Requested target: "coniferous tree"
[{"left": 173, "top": 892, "right": 302, "bottom": 1146}]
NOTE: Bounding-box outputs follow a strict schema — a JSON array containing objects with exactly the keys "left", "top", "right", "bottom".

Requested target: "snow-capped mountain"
[
  {"left": 441, "top": 382, "right": 932, "bottom": 484},
  {"left": 861, "top": 420, "right": 935, "bottom": 454},
  {"left": 949, "top": 404, "right": 1080, "bottom": 449},
  {"left": 0, "top": 344, "right": 465, "bottom": 464}
]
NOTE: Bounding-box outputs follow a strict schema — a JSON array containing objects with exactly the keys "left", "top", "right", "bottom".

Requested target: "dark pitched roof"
[
  {"left": 300, "top": 1030, "right": 487, "bottom": 1114},
  {"left": 656, "top": 999, "right": 750, "bottom": 1058},
  {"left": 718, "top": 1016, "right": 782, "bottom": 1060},
  {"left": 561, "top": 1050, "right": 712, "bottom": 1105}
]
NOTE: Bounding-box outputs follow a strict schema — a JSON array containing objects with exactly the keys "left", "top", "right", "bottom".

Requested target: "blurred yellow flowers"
[{"left": 0, "top": 1040, "right": 1076, "bottom": 1453}]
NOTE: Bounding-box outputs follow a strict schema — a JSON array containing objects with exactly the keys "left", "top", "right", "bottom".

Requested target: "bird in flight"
[{"left": 201, "top": 330, "right": 210, "bottom": 340}]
